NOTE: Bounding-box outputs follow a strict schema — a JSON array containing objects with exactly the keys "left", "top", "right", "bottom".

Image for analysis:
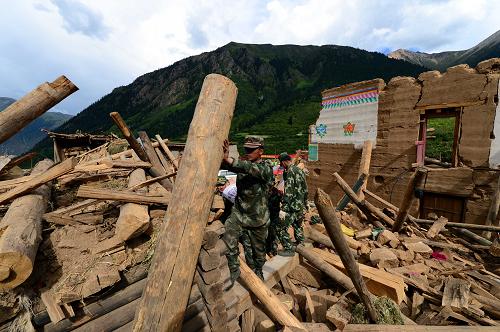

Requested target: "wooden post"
[
  {"left": 358, "top": 140, "right": 373, "bottom": 201},
  {"left": 138, "top": 131, "right": 173, "bottom": 191},
  {"left": 0, "top": 159, "right": 54, "bottom": 290},
  {"left": 332, "top": 172, "right": 392, "bottom": 227},
  {"left": 392, "top": 167, "right": 427, "bottom": 232},
  {"left": 239, "top": 258, "right": 306, "bottom": 330},
  {"left": 0, "top": 76, "right": 78, "bottom": 145},
  {"left": 295, "top": 245, "right": 355, "bottom": 292},
  {"left": 132, "top": 74, "right": 237, "bottom": 332},
  {"left": 314, "top": 188, "right": 378, "bottom": 323},
  {"left": 155, "top": 134, "right": 179, "bottom": 170},
  {"left": 484, "top": 175, "right": 500, "bottom": 240},
  {"left": 109, "top": 112, "right": 149, "bottom": 162}
]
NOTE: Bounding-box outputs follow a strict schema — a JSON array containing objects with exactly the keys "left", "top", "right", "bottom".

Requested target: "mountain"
[
  {"left": 389, "top": 30, "right": 500, "bottom": 71},
  {"left": 0, "top": 97, "right": 73, "bottom": 155},
  {"left": 33, "top": 42, "right": 425, "bottom": 155}
]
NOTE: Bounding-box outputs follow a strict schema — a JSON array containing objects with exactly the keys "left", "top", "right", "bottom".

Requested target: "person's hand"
[
  {"left": 222, "top": 139, "right": 233, "bottom": 164},
  {"left": 223, "top": 139, "right": 229, "bottom": 159},
  {"left": 279, "top": 210, "right": 287, "bottom": 221}
]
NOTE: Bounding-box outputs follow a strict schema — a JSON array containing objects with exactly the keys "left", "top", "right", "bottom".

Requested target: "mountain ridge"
[
  {"left": 0, "top": 97, "right": 73, "bottom": 155},
  {"left": 33, "top": 42, "right": 426, "bottom": 156},
  {"left": 389, "top": 30, "right": 500, "bottom": 71}
]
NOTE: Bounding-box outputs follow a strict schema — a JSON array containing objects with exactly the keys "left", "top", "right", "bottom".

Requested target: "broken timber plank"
[
  {"left": 0, "top": 157, "right": 76, "bottom": 205},
  {"left": 132, "top": 74, "right": 237, "bottom": 332},
  {"left": 410, "top": 218, "right": 500, "bottom": 232},
  {"left": 392, "top": 167, "right": 427, "bottom": 232},
  {"left": 311, "top": 247, "right": 405, "bottom": 304},
  {"left": 427, "top": 217, "right": 448, "bottom": 239},
  {"left": 0, "top": 76, "right": 78, "bottom": 145},
  {"left": 77, "top": 185, "right": 170, "bottom": 205},
  {"left": 442, "top": 277, "right": 471, "bottom": 309},
  {"left": 138, "top": 131, "right": 173, "bottom": 191}
]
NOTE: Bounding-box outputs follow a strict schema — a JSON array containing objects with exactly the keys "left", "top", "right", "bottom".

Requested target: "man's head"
[
  {"left": 243, "top": 136, "right": 264, "bottom": 161},
  {"left": 279, "top": 152, "right": 292, "bottom": 169},
  {"left": 216, "top": 176, "right": 229, "bottom": 192}
]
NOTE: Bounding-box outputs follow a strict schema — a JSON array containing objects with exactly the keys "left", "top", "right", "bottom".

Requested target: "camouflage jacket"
[
  {"left": 226, "top": 158, "right": 274, "bottom": 227},
  {"left": 282, "top": 164, "right": 308, "bottom": 213}
]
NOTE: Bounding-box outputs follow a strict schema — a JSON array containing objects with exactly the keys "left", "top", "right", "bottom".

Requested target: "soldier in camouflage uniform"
[
  {"left": 222, "top": 136, "right": 274, "bottom": 284},
  {"left": 277, "top": 152, "right": 308, "bottom": 256}
]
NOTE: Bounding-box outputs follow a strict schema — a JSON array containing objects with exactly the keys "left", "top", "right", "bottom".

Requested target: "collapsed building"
[
  {"left": 308, "top": 58, "right": 500, "bottom": 226},
  {"left": 1, "top": 66, "right": 500, "bottom": 332}
]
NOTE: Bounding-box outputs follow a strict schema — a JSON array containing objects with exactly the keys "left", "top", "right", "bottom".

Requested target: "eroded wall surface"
[{"left": 307, "top": 58, "right": 500, "bottom": 225}]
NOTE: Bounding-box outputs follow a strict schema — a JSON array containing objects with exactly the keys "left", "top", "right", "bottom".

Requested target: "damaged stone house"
[{"left": 307, "top": 58, "right": 500, "bottom": 226}]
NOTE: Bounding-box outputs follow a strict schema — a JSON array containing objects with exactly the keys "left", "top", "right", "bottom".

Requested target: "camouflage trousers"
[
  {"left": 223, "top": 216, "right": 269, "bottom": 278},
  {"left": 265, "top": 209, "right": 280, "bottom": 256},
  {"left": 277, "top": 210, "right": 305, "bottom": 251}
]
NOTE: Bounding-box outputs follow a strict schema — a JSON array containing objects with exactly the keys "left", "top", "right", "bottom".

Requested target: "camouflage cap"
[
  {"left": 216, "top": 176, "right": 229, "bottom": 186},
  {"left": 243, "top": 135, "right": 264, "bottom": 149},
  {"left": 279, "top": 152, "right": 291, "bottom": 162}
]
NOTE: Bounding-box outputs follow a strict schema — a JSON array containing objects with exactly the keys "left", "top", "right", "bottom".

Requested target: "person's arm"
[{"left": 228, "top": 159, "right": 273, "bottom": 182}]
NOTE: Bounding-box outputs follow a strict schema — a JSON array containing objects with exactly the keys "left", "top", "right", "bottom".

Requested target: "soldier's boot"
[
  {"left": 278, "top": 248, "right": 296, "bottom": 257},
  {"left": 225, "top": 268, "right": 240, "bottom": 290}
]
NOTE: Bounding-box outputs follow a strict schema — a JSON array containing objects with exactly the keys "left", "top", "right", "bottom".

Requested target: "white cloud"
[{"left": 0, "top": 0, "right": 498, "bottom": 115}]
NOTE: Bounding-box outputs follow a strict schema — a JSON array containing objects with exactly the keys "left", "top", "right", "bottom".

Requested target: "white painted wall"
[{"left": 489, "top": 79, "right": 500, "bottom": 169}]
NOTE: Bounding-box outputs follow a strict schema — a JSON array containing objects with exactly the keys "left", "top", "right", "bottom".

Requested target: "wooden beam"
[
  {"left": 233, "top": 254, "right": 300, "bottom": 318},
  {"left": 363, "top": 189, "right": 399, "bottom": 212},
  {"left": 138, "top": 131, "right": 173, "bottom": 191},
  {"left": 0, "top": 157, "right": 76, "bottom": 205},
  {"left": 0, "top": 76, "right": 78, "bottom": 145},
  {"left": 155, "top": 134, "right": 179, "bottom": 170},
  {"left": 310, "top": 249, "right": 405, "bottom": 305},
  {"left": 392, "top": 167, "right": 427, "bottom": 232},
  {"left": 132, "top": 74, "right": 237, "bottom": 332},
  {"left": 77, "top": 185, "right": 170, "bottom": 205},
  {"left": 315, "top": 188, "right": 378, "bottom": 322},
  {"left": 128, "top": 172, "right": 177, "bottom": 192},
  {"left": 295, "top": 245, "right": 354, "bottom": 291},
  {"left": 332, "top": 172, "right": 391, "bottom": 227},
  {"left": 238, "top": 258, "right": 306, "bottom": 330},
  {"left": 410, "top": 218, "right": 500, "bottom": 232},
  {"left": 109, "top": 112, "right": 149, "bottom": 162}
]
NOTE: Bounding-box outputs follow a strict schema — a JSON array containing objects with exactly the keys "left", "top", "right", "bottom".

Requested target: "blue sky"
[{"left": 0, "top": 0, "right": 499, "bottom": 115}]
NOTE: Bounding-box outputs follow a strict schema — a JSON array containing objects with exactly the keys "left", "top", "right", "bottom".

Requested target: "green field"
[{"left": 426, "top": 117, "right": 455, "bottom": 162}]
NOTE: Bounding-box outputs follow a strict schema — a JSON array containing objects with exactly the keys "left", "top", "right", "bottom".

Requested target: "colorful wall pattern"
[{"left": 310, "top": 87, "right": 379, "bottom": 146}]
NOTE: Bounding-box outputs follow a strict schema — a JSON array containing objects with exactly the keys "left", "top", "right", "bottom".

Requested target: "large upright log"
[
  {"left": 392, "top": 167, "right": 427, "bottom": 232},
  {"left": 0, "top": 76, "right": 78, "bottom": 145},
  {"left": 132, "top": 74, "right": 237, "bottom": 331},
  {"left": 0, "top": 159, "right": 54, "bottom": 289},
  {"left": 315, "top": 188, "right": 378, "bottom": 323}
]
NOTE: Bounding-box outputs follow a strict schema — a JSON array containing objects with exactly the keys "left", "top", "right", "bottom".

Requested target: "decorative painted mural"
[{"left": 310, "top": 87, "right": 379, "bottom": 146}]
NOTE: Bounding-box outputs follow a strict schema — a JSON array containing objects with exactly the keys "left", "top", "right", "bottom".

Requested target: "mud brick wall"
[{"left": 308, "top": 58, "right": 500, "bottom": 226}]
